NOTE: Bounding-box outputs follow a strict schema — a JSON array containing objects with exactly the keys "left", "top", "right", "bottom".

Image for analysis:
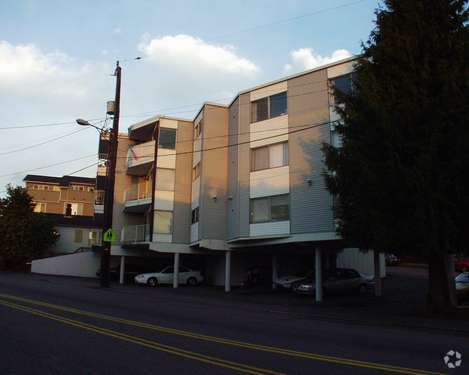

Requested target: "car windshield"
[{"left": 455, "top": 273, "right": 469, "bottom": 283}]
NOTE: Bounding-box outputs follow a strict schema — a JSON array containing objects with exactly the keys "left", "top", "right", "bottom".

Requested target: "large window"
[
  {"left": 64, "top": 202, "right": 83, "bottom": 216},
  {"left": 154, "top": 210, "right": 173, "bottom": 234},
  {"left": 158, "top": 128, "right": 176, "bottom": 149},
  {"left": 74, "top": 229, "right": 83, "bottom": 243},
  {"left": 250, "top": 194, "right": 289, "bottom": 223},
  {"left": 34, "top": 202, "right": 46, "bottom": 213},
  {"left": 156, "top": 168, "right": 175, "bottom": 191},
  {"left": 330, "top": 73, "right": 356, "bottom": 105},
  {"left": 251, "top": 91, "right": 287, "bottom": 123},
  {"left": 251, "top": 142, "right": 288, "bottom": 171}
]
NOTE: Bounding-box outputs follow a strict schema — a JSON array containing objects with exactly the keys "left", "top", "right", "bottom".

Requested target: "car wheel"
[
  {"left": 187, "top": 277, "right": 198, "bottom": 286},
  {"left": 147, "top": 277, "right": 158, "bottom": 287}
]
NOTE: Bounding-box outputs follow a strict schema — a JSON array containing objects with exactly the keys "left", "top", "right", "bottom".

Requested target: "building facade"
[
  {"left": 24, "top": 174, "right": 103, "bottom": 254},
  {"left": 110, "top": 56, "right": 385, "bottom": 293}
]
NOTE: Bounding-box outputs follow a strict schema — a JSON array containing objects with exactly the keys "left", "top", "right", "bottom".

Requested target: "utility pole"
[{"left": 101, "top": 60, "right": 121, "bottom": 287}]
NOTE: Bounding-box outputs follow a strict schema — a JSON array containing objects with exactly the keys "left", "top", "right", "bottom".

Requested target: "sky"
[{"left": 0, "top": 0, "right": 379, "bottom": 193}]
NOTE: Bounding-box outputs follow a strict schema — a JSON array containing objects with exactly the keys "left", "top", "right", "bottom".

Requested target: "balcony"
[
  {"left": 124, "top": 183, "right": 152, "bottom": 213},
  {"left": 121, "top": 224, "right": 150, "bottom": 244},
  {"left": 127, "top": 141, "right": 155, "bottom": 176}
]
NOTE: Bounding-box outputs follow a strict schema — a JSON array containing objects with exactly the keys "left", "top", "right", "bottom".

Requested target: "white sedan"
[{"left": 134, "top": 266, "right": 204, "bottom": 287}]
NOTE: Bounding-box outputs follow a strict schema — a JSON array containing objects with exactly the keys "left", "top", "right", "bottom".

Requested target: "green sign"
[{"left": 103, "top": 228, "right": 117, "bottom": 243}]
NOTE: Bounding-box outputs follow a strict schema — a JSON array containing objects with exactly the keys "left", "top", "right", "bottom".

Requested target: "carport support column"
[
  {"left": 119, "top": 256, "right": 125, "bottom": 285},
  {"left": 272, "top": 255, "right": 278, "bottom": 290},
  {"left": 315, "top": 248, "right": 323, "bottom": 303},
  {"left": 173, "top": 253, "right": 180, "bottom": 289},
  {"left": 373, "top": 250, "right": 382, "bottom": 297},
  {"left": 225, "top": 251, "right": 231, "bottom": 293}
]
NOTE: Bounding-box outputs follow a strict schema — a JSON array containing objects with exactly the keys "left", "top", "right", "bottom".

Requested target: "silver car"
[{"left": 293, "top": 268, "right": 367, "bottom": 295}]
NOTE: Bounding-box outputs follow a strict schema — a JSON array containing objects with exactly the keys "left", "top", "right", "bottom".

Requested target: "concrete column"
[
  {"left": 315, "top": 248, "right": 323, "bottom": 303},
  {"left": 173, "top": 253, "right": 180, "bottom": 289},
  {"left": 373, "top": 250, "right": 382, "bottom": 297},
  {"left": 225, "top": 251, "right": 231, "bottom": 293},
  {"left": 272, "top": 255, "right": 278, "bottom": 290},
  {"left": 119, "top": 256, "right": 125, "bottom": 285}
]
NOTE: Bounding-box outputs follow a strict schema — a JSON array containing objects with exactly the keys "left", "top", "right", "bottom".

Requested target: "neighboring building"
[
  {"left": 109, "top": 56, "right": 385, "bottom": 292},
  {"left": 24, "top": 174, "right": 103, "bottom": 255}
]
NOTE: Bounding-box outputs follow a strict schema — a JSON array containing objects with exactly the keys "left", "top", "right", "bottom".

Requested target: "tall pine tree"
[{"left": 323, "top": 0, "right": 468, "bottom": 312}]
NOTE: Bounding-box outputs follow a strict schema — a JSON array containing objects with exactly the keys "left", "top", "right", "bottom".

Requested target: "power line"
[
  {"left": 66, "top": 161, "right": 100, "bottom": 176},
  {"left": 0, "top": 127, "right": 91, "bottom": 156},
  {"left": 0, "top": 118, "right": 105, "bottom": 131},
  {"left": 0, "top": 154, "right": 97, "bottom": 179}
]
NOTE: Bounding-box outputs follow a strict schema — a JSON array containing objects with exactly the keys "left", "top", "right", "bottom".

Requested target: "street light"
[{"left": 76, "top": 118, "right": 106, "bottom": 133}]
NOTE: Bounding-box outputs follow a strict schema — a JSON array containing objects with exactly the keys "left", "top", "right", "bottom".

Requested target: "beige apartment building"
[
  {"left": 109, "top": 56, "right": 385, "bottom": 296},
  {"left": 24, "top": 174, "right": 103, "bottom": 254}
]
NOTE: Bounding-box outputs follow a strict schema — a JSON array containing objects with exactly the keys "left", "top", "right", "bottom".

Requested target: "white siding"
[
  {"left": 190, "top": 223, "right": 199, "bottom": 243},
  {"left": 250, "top": 115, "right": 288, "bottom": 148},
  {"left": 155, "top": 190, "right": 174, "bottom": 211},
  {"left": 250, "top": 166, "right": 289, "bottom": 198},
  {"left": 250, "top": 221, "right": 290, "bottom": 237},
  {"left": 250, "top": 81, "right": 287, "bottom": 101}
]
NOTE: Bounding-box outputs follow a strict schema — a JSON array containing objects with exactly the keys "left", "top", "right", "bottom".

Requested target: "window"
[
  {"left": 158, "top": 128, "right": 176, "bottom": 149},
  {"left": 250, "top": 194, "right": 289, "bottom": 223},
  {"left": 162, "top": 267, "right": 174, "bottom": 274},
  {"left": 88, "top": 231, "right": 99, "bottom": 246},
  {"left": 154, "top": 211, "right": 173, "bottom": 234},
  {"left": 194, "top": 120, "right": 203, "bottom": 138},
  {"left": 34, "top": 202, "right": 46, "bottom": 213},
  {"left": 192, "top": 163, "right": 200, "bottom": 181},
  {"left": 156, "top": 169, "right": 175, "bottom": 191},
  {"left": 251, "top": 91, "right": 287, "bottom": 123},
  {"left": 65, "top": 203, "right": 83, "bottom": 216},
  {"left": 52, "top": 186, "right": 61, "bottom": 192},
  {"left": 95, "top": 190, "right": 105, "bottom": 205},
  {"left": 191, "top": 207, "right": 199, "bottom": 224},
  {"left": 74, "top": 229, "right": 83, "bottom": 243},
  {"left": 330, "top": 73, "right": 356, "bottom": 105},
  {"left": 251, "top": 142, "right": 288, "bottom": 171}
]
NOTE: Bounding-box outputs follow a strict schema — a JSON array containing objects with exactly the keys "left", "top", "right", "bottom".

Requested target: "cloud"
[
  {"left": 284, "top": 48, "right": 352, "bottom": 73},
  {"left": 112, "top": 27, "right": 121, "bottom": 34},
  {"left": 138, "top": 34, "right": 259, "bottom": 75}
]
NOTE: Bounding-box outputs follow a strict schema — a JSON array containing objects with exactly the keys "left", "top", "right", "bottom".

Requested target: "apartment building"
[
  {"left": 110, "top": 56, "right": 384, "bottom": 293},
  {"left": 24, "top": 174, "right": 103, "bottom": 254}
]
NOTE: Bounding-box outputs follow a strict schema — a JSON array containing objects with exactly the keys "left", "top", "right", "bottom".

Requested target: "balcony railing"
[
  {"left": 124, "top": 183, "right": 152, "bottom": 202},
  {"left": 127, "top": 141, "right": 155, "bottom": 169},
  {"left": 121, "top": 224, "right": 150, "bottom": 244}
]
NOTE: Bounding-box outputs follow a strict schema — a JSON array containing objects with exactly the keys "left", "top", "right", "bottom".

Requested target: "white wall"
[
  {"left": 337, "top": 248, "right": 386, "bottom": 277},
  {"left": 31, "top": 252, "right": 101, "bottom": 278},
  {"left": 49, "top": 226, "right": 101, "bottom": 254}
]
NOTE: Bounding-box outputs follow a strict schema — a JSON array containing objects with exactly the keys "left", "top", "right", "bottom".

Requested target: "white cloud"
[
  {"left": 284, "top": 48, "right": 352, "bottom": 73},
  {"left": 138, "top": 34, "right": 259, "bottom": 75}
]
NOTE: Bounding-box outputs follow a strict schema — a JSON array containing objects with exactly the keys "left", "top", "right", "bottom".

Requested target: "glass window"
[
  {"left": 251, "top": 147, "right": 269, "bottom": 171},
  {"left": 251, "top": 142, "right": 288, "bottom": 171},
  {"left": 331, "top": 73, "right": 356, "bottom": 105},
  {"left": 34, "top": 202, "right": 46, "bottom": 213},
  {"left": 270, "top": 92, "right": 287, "bottom": 118},
  {"left": 159, "top": 128, "right": 176, "bottom": 149},
  {"left": 191, "top": 207, "right": 199, "bottom": 224},
  {"left": 154, "top": 211, "right": 173, "bottom": 234},
  {"left": 162, "top": 267, "right": 173, "bottom": 274},
  {"left": 156, "top": 169, "right": 175, "bottom": 191},
  {"left": 251, "top": 97, "right": 268, "bottom": 123},
  {"left": 250, "top": 198, "right": 270, "bottom": 223},
  {"left": 250, "top": 194, "right": 290, "bottom": 223},
  {"left": 192, "top": 163, "right": 200, "bottom": 181},
  {"left": 271, "top": 195, "right": 289, "bottom": 221},
  {"left": 74, "top": 229, "right": 83, "bottom": 243}
]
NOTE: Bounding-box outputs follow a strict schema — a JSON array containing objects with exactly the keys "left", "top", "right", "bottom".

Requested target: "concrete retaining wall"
[{"left": 31, "top": 251, "right": 100, "bottom": 278}]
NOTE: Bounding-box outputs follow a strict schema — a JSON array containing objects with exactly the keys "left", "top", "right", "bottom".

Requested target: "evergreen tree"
[
  {"left": 323, "top": 0, "right": 468, "bottom": 311},
  {"left": 0, "top": 185, "right": 58, "bottom": 270}
]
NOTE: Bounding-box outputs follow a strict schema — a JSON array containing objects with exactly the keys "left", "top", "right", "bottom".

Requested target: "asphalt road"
[{"left": 0, "top": 272, "right": 467, "bottom": 375}]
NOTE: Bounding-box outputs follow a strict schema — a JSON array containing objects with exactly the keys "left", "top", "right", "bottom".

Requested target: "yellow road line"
[
  {"left": 0, "top": 299, "right": 284, "bottom": 375},
  {"left": 0, "top": 293, "right": 444, "bottom": 375}
]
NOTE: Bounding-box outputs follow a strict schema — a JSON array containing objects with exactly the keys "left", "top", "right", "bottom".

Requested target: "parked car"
[
  {"left": 455, "top": 272, "right": 469, "bottom": 302},
  {"left": 455, "top": 258, "right": 469, "bottom": 273},
  {"left": 134, "top": 266, "right": 204, "bottom": 287},
  {"left": 385, "top": 253, "right": 400, "bottom": 266},
  {"left": 275, "top": 271, "right": 313, "bottom": 290},
  {"left": 293, "top": 268, "right": 367, "bottom": 295}
]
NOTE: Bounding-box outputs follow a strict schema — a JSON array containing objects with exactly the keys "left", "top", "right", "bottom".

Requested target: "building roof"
[
  {"left": 24, "top": 174, "right": 95, "bottom": 186},
  {"left": 42, "top": 213, "right": 104, "bottom": 228}
]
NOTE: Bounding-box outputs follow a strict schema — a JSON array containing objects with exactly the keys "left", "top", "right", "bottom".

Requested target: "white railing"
[
  {"left": 124, "top": 183, "right": 152, "bottom": 202},
  {"left": 121, "top": 224, "right": 150, "bottom": 244},
  {"left": 127, "top": 141, "right": 155, "bottom": 168}
]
